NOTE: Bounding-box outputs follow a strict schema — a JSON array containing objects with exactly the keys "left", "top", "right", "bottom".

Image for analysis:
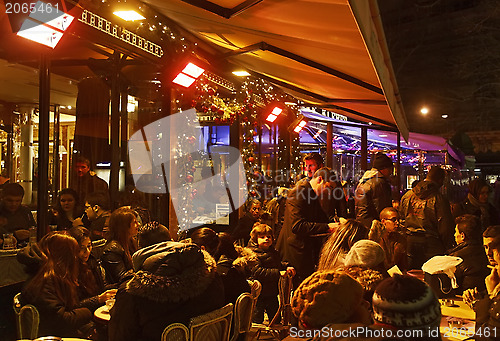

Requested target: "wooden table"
[
  {"left": 439, "top": 297, "right": 476, "bottom": 341},
  {"left": 94, "top": 305, "right": 111, "bottom": 323}
]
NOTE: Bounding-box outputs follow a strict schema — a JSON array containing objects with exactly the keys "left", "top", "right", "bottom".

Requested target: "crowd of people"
[{"left": 2, "top": 152, "right": 500, "bottom": 340}]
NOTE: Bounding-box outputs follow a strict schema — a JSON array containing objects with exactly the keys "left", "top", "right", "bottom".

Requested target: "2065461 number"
[
  {"left": 5, "top": 2, "right": 60, "bottom": 14},
  {"left": 475, "top": 327, "right": 498, "bottom": 338}
]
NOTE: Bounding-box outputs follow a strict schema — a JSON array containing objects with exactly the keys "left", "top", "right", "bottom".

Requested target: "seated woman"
[
  {"left": 191, "top": 227, "right": 255, "bottom": 304},
  {"left": 69, "top": 226, "right": 117, "bottom": 311},
  {"left": 21, "top": 231, "right": 95, "bottom": 338},
  {"left": 317, "top": 218, "right": 367, "bottom": 270},
  {"left": 109, "top": 241, "right": 225, "bottom": 341},
  {"left": 49, "top": 188, "right": 84, "bottom": 231},
  {"left": 101, "top": 207, "right": 139, "bottom": 286}
]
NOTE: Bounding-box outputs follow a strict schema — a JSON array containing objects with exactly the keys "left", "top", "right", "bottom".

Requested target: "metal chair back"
[
  {"left": 13, "top": 292, "right": 39, "bottom": 340},
  {"left": 162, "top": 322, "right": 189, "bottom": 341},
  {"left": 189, "top": 303, "right": 233, "bottom": 341}
]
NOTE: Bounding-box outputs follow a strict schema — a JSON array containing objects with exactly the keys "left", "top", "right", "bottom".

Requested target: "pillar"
[{"left": 18, "top": 105, "right": 34, "bottom": 205}]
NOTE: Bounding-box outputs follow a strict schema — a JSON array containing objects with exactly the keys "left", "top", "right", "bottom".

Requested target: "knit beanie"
[
  {"left": 344, "top": 239, "right": 386, "bottom": 268},
  {"left": 291, "top": 270, "right": 363, "bottom": 329},
  {"left": 371, "top": 152, "right": 393, "bottom": 170},
  {"left": 372, "top": 275, "right": 441, "bottom": 330}
]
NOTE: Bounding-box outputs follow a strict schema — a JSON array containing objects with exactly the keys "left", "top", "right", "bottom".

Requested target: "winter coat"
[
  {"left": 216, "top": 249, "right": 255, "bottom": 304},
  {"left": 101, "top": 240, "right": 134, "bottom": 286},
  {"left": 108, "top": 241, "right": 225, "bottom": 341},
  {"left": 355, "top": 170, "right": 392, "bottom": 229},
  {"left": 248, "top": 240, "right": 287, "bottom": 298},
  {"left": 448, "top": 241, "right": 489, "bottom": 292},
  {"left": 22, "top": 278, "right": 93, "bottom": 338},
  {"left": 276, "top": 180, "right": 330, "bottom": 278},
  {"left": 400, "top": 179, "right": 455, "bottom": 251}
]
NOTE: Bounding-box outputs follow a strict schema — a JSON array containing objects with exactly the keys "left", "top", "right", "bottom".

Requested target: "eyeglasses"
[{"left": 385, "top": 217, "right": 399, "bottom": 222}]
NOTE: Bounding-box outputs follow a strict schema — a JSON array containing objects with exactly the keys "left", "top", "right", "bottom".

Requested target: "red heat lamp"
[
  {"left": 16, "top": 1, "right": 74, "bottom": 48},
  {"left": 265, "top": 107, "right": 283, "bottom": 123},
  {"left": 289, "top": 114, "right": 307, "bottom": 133},
  {"left": 172, "top": 62, "right": 205, "bottom": 87}
]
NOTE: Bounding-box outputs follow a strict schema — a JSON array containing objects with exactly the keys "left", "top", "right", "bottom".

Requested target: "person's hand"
[
  {"left": 463, "top": 287, "right": 479, "bottom": 306},
  {"left": 485, "top": 266, "right": 500, "bottom": 295},
  {"left": 14, "top": 229, "right": 29, "bottom": 241},
  {"left": 98, "top": 289, "right": 118, "bottom": 304},
  {"left": 286, "top": 267, "right": 296, "bottom": 277},
  {"left": 73, "top": 218, "right": 84, "bottom": 228},
  {"left": 328, "top": 222, "right": 340, "bottom": 233}
]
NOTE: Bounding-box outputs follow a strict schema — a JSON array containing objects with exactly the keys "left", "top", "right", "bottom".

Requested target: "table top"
[
  {"left": 439, "top": 297, "right": 475, "bottom": 320},
  {"left": 439, "top": 297, "right": 476, "bottom": 341},
  {"left": 94, "top": 305, "right": 111, "bottom": 322}
]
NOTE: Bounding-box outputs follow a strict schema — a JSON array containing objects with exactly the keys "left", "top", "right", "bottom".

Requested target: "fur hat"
[
  {"left": 127, "top": 241, "right": 216, "bottom": 303},
  {"left": 371, "top": 152, "right": 393, "bottom": 170},
  {"left": 291, "top": 270, "right": 363, "bottom": 328},
  {"left": 372, "top": 275, "right": 441, "bottom": 330},
  {"left": 344, "top": 239, "right": 386, "bottom": 268}
]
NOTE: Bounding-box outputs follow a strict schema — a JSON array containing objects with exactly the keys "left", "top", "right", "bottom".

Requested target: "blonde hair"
[{"left": 250, "top": 223, "right": 273, "bottom": 243}]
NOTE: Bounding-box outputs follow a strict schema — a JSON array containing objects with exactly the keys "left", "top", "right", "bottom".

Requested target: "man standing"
[
  {"left": 70, "top": 156, "right": 108, "bottom": 203},
  {"left": 400, "top": 166, "right": 454, "bottom": 269},
  {"left": 303, "top": 152, "right": 346, "bottom": 220},
  {"left": 276, "top": 167, "right": 338, "bottom": 287},
  {"left": 355, "top": 152, "right": 393, "bottom": 229}
]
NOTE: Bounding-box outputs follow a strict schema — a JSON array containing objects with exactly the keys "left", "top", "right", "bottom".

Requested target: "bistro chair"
[
  {"left": 161, "top": 322, "right": 189, "bottom": 341},
  {"left": 13, "top": 292, "right": 39, "bottom": 340},
  {"left": 252, "top": 274, "right": 293, "bottom": 340},
  {"left": 188, "top": 303, "right": 233, "bottom": 341},
  {"left": 230, "top": 292, "right": 254, "bottom": 341}
]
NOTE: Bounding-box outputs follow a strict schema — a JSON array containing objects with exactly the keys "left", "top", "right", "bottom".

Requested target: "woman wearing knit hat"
[
  {"left": 372, "top": 274, "right": 441, "bottom": 339},
  {"left": 291, "top": 270, "right": 372, "bottom": 329}
]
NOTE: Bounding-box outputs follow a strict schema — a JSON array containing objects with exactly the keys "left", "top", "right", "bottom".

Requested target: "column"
[{"left": 18, "top": 105, "right": 34, "bottom": 205}]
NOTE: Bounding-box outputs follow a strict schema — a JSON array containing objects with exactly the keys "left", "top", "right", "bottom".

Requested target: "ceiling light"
[
  {"left": 379, "top": 134, "right": 387, "bottom": 138},
  {"left": 442, "top": 114, "right": 448, "bottom": 119},
  {"left": 113, "top": 10, "right": 145, "bottom": 21},
  {"left": 172, "top": 62, "right": 205, "bottom": 88},
  {"left": 17, "top": 2, "right": 74, "bottom": 48},
  {"left": 420, "top": 107, "right": 429, "bottom": 115},
  {"left": 232, "top": 70, "right": 250, "bottom": 77},
  {"left": 67, "top": 105, "right": 72, "bottom": 110},
  {"left": 289, "top": 114, "right": 307, "bottom": 133},
  {"left": 265, "top": 107, "right": 283, "bottom": 123}
]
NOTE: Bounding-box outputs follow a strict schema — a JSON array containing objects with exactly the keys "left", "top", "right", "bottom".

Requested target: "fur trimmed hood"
[{"left": 126, "top": 241, "right": 216, "bottom": 303}]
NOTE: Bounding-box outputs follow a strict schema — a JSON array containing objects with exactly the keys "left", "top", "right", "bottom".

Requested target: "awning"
[{"left": 140, "top": 0, "right": 409, "bottom": 139}]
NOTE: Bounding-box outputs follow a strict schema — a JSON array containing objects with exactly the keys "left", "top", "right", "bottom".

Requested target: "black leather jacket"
[
  {"left": 448, "top": 241, "right": 489, "bottom": 292},
  {"left": 101, "top": 240, "right": 134, "bottom": 286},
  {"left": 355, "top": 170, "right": 392, "bottom": 229}
]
